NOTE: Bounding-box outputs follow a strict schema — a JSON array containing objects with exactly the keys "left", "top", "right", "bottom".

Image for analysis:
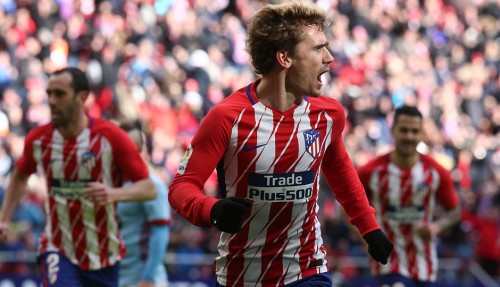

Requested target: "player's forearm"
[
  {"left": 322, "top": 150, "right": 380, "bottom": 235},
  {"left": 435, "top": 206, "right": 460, "bottom": 234},
  {"left": 0, "top": 169, "right": 30, "bottom": 223},
  {"left": 168, "top": 178, "right": 218, "bottom": 227},
  {"left": 141, "top": 225, "right": 168, "bottom": 281},
  {"left": 116, "top": 178, "right": 156, "bottom": 202}
]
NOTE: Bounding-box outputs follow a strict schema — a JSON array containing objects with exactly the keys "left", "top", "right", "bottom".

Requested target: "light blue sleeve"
[
  {"left": 141, "top": 172, "right": 171, "bottom": 281},
  {"left": 141, "top": 225, "right": 169, "bottom": 281}
]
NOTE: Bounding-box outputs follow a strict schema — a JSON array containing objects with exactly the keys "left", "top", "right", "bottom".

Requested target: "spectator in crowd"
[
  {"left": 118, "top": 120, "right": 171, "bottom": 287},
  {"left": 0, "top": 67, "right": 156, "bottom": 286},
  {"left": 357, "top": 105, "right": 460, "bottom": 287},
  {"left": 168, "top": 2, "right": 393, "bottom": 286}
]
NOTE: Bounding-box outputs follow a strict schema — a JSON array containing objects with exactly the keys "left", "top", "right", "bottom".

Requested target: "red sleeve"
[
  {"left": 168, "top": 105, "right": 230, "bottom": 227},
  {"left": 433, "top": 160, "right": 459, "bottom": 210},
  {"left": 103, "top": 122, "right": 149, "bottom": 182},
  {"left": 320, "top": 102, "right": 380, "bottom": 236},
  {"left": 16, "top": 127, "right": 46, "bottom": 176}
]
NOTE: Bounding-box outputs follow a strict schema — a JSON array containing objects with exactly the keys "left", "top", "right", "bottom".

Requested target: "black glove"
[
  {"left": 363, "top": 229, "right": 393, "bottom": 265},
  {"left": 210, "top": 197, "right": 252, "bottom": 233}
]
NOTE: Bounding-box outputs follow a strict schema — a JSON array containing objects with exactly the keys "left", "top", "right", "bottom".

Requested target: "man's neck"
[
  {"left": 390, "top": 152, "right": 419, "bottom": 169},
  {"left": 59, "top": 114, "right": 88, "bottom": 138},
  {"left": 256, "top": 76, "right": 300, "bottom": 112}
]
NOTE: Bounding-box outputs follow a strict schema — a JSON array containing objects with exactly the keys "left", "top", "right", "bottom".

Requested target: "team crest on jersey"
[
  {"left": 415, "top": 182, "right": 430, "bottom": 201},
  {"left": 303, "top": 129, "right": 321, "bottom": 158},
  {"left": 178, "top": 145, "right": 193, "bottom": 175},
  {"left": 81, "top": 151, "right": 97, "bottom": 170}
]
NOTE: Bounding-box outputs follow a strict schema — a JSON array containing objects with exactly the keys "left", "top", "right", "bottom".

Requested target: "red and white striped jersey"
[
  {"left": 16, "top": 117, "right": 149, "bottom": 270},
  {"left": 357, "top": 153, "right": 459, "bottom": 282},
  {"left": 169, "top": 80, "right": 380, "bottom": 287}
]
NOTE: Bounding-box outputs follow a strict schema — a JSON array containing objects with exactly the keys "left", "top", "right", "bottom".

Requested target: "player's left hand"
[
  {"left": 363, "top": 229, "right": 394, "bottom": 265},
  {"left": 0, "top": 221, "right": 9, "bottom": 242},
  {"left": 83, "top": 182, "right": 118, "bottom": 206},
  {"left": 415, "top": 221, "right": 439, "bottom": 241}
]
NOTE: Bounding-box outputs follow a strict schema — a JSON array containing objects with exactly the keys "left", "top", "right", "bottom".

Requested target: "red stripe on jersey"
[
  {"left": 63, "top": 138, "right": 78, "bottom": 180},
  {"left": 96, "top": 206, "right": 109, "bottom": 267},
  {"left": 422, "top": 160, "right": 435, "bottom": 280},
  {"left": 400, "top": 170, "right": 413, "bottom": 205},
  {"left": 273, "top": 110, "right": 299, "bottom": 172}
]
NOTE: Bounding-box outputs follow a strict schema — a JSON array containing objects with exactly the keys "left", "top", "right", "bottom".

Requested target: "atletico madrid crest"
[
  {"left": 81, "top": 151, "right": 97, "bottom": 170},
  {"left": 303, "top": 129, "right": 320, "bottom": 158}
]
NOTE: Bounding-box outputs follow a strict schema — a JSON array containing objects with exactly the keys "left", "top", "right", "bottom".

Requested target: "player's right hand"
[
  {"left": 0, "top": 221, "right": 9, "bottom": 242},
  {"left": 210, "top": 197, "right": 252, "bottom": 233}
]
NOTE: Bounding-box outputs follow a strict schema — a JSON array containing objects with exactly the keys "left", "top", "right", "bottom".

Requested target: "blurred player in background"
[
  {"left": 357, "top": 105, "right": 460, "bottom": 287},
  {"left": 0, "top": 67, "right": 156, "bottom": 287},
  {"left": 118, "top": 120, "right": 170, "bottom": 287},
  {"left": 169, "top": 2, "right": 393, "bottom": 286}
]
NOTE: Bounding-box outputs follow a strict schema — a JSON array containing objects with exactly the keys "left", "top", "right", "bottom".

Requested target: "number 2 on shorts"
[{"left": 46, "top": 253, "right": 60, "bottom": 285}]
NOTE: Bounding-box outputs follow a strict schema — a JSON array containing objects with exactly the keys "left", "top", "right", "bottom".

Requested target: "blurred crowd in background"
[{"left": 0, "top": 0, "right": 499, "bottom": 284}]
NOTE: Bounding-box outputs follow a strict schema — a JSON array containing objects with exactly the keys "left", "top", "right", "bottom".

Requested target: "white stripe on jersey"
[
  {"left": 100, "top": 137, "right": 113, "bottom": 185},
  {"left": 77, "top": 129, "right": 92, "bottom": 179},
  {"left": 82, "top": 199, "right": 100, "bottom": 268}
]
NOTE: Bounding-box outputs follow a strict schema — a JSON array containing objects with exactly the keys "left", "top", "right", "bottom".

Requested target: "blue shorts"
[
  {"left": 39, "top": 252, "right": 119, "bottom": 287},
  {"left": 216, "top": 272, "right": 332, "bottom": 287},
  {"left": 375, "top": 274, "right": 435, "bottom": 287}
]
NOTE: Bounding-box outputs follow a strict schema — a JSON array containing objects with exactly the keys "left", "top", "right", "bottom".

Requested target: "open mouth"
[{"left": 317, "top": 70, "right": 328, "bottom": 84}]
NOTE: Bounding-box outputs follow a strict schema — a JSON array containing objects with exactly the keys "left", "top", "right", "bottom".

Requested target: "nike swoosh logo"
[{"left": 242, "top": 143, "right": 267, "bottom": 152}]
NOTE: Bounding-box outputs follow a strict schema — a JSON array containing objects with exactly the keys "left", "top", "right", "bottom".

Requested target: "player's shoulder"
[
  {"left": 91, "top": 117, "right": 119, "bottom": 129},
  {"left": 419, "top": 153, "right": 450, "bottom": 173},
  {"left": 24, "top": 122, "right": 53, "bottom": 142},
  {"left": 307, "top": 95, "right": 345, "bottom": 115},
  {"left": 308, "top": 95, "right": 342, "bottom": 107},
  {"left": 358, "top": 153, "right": 390, "bottom": 173},
  {"left": 90, "top": 117, "right": 127, "bottom": 137}
]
